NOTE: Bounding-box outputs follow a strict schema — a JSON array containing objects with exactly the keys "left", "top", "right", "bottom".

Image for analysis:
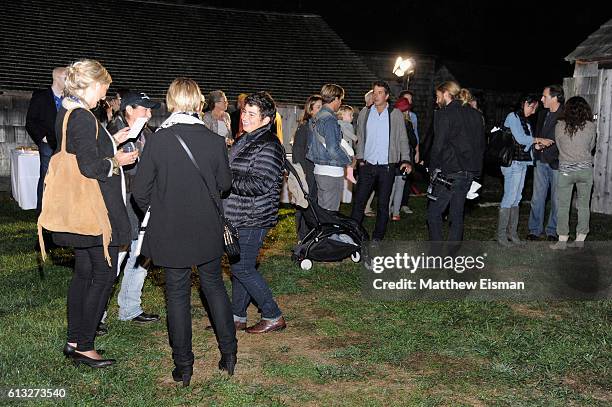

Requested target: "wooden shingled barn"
[
  {"left": 0, "top": 0, "right": 378, "bottom": 177},
  {"left": 564, "top": 18, "right": 612, "bottom": 214}
]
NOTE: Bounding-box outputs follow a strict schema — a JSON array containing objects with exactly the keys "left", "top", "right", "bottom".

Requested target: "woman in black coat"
[
  {"left": 132, "top": 78, "right": 236, "bottom": 386},
  {"left": 291, "top": 95, "right": 322, "bottom": 240},
  {"left": 54, "top": 60, "right": 137, "bottom": 368},
  {"left": 224, "top": 92, "right": 287, "bottom": 334}
]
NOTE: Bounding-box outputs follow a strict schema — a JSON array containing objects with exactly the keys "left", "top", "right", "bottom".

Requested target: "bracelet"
[{"left": 109, "top": 157, "right": 120, "bottom": 175}]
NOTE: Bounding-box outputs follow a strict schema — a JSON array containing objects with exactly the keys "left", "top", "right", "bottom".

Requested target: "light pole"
[{"left": 393, "top": 56, "right": 415, "bottom": 92}]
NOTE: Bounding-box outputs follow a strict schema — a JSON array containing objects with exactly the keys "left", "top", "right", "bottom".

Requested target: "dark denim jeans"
[
  {"left": 426, "top": 171, "right": 473, "bottom": 241},
  {"left": 350, "top": 163, "right": 396, "bottom": 240},
  {"left": 164, "top": 257, "right": 237, "bottom": 370},
  {"left": 230, "top": 228, "right": 282, "bottom": 321},
  {"left": 36, "top": 141, "right": 53, "bottom": 214}
]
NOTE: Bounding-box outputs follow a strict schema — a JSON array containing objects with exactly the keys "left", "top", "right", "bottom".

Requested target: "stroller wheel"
[
  {"left": 300, "top": 259, "right": 313, "bottom": 270},
  {"left": 350, "top": 251, "right": 361, "bottom": 263}
]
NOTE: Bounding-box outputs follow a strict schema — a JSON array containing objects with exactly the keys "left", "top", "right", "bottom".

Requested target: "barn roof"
[
  {"left": 0, "top": 0, "right": 378, "bottom": 106},
  {"left": 566, "top": 18, "right": 612, "bottom": 63}
]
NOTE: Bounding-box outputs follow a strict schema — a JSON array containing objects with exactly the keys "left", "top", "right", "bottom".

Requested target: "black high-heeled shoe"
[
  {"left": 63, "top": 343, "right": 104, "bottom": 358},
  {"left": 63, "top": 343, "right": 76, "bottom": 358},
  {"left": 172, "top": 366, "right": 193, "bottom": 387},
  {"left": 71, "top": 352, "right": 115, "bottom": 368},
  {"left": 218, "top": 353, "right": 237, "bottom": 376}
]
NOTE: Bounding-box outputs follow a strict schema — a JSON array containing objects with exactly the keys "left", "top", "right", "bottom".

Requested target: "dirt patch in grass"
[
  {"left": 402, "top": 351, "right": 486, "bottom": 376},
  {"left": 562, "top": 375, "right": 612, "bottom": 403},
  {"left": 510, "top": 303, "right": 563, "bottom": 320},
  {"left": 152, "top": 292, "right": 419, "bottom": 405}
]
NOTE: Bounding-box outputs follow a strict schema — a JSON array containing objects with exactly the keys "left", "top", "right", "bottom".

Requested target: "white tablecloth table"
[{"left": 10, "top": 149, "right": 40, "bottom": 210}]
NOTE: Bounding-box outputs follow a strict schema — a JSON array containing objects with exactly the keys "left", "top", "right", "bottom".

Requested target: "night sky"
[{"left": 181, "top": 0, "right": 610, "bottom": 92}]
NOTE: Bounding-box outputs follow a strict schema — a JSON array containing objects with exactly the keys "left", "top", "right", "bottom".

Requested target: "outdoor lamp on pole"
[{"left": 393, "top": 56, "right": 415, "bottom": 90}]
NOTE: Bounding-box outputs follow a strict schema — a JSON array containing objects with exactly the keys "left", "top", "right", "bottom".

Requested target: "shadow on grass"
[{"left": 0, "top": 264, "right": 71, "bottom": 318}]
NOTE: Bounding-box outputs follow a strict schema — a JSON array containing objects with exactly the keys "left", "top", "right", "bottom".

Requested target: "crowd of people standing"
[{"left": 26, "top": 58, "right": 597, "bottom": 384}]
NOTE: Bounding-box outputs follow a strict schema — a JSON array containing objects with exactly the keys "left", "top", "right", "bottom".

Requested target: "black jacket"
[
  {"left": 230, "top": 109, "right": 241, "bottom": 138},
  {"left": 132, "top": 123, "right": 231, "bottom": 268},
  {"left": 26, "top": 88, "right": 59, "bottom": 150},
  {"left": 534, "top": 107, "right": 562, "bottom": 169},
  {"left": 291, "top": 122, "right": 317, "bottom": 198},
  {"left": 430, "top": 100, "right": 485, "bottom": 176},
  {"left": 224, "top": 124, "right": 284, "bottom": 229},
  {"left": 52, "top": 107, "right": 131, "bottom": 248}
]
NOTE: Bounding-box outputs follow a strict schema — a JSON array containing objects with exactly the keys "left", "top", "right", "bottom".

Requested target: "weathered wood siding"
[
  {"left": 592, "top": 69, "right": 612, "bottom": 214},
  {"left": 0, "top": 93, "right": 35, "bottom": 177},
  {"left": 564, "top": 62, "right": 600, "bottom": 112}
]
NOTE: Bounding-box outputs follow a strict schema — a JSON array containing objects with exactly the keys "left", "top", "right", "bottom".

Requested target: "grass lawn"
[{"left": 0, "top": 175, "right": 611, "bottom": 406}]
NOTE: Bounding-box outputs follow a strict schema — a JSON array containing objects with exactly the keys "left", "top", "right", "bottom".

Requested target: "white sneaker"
[{"left": 400, "top": 206, "right": 413, "bottom": 214}]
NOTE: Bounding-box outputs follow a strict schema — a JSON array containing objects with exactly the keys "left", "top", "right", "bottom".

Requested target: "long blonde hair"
[
  {"left": 457, "top": 88, "right": 473, "bottom": 106},
  {"left": 64, "top": 59, "right": 111, "bottom": 107},
  {"left": 435, "top": 81, "right": 461, "bottom": 99}
]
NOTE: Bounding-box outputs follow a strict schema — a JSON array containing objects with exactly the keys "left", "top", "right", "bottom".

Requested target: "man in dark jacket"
[
  {"left": 25, "top": 66, "right": 66, "bottom": 214},
  {"left": 106, "top": 92, "right": 161, "bottom": 325},
  {"left": 527, "top": 85, "right": 564, "bottom": 241},
  {"left": 427, "top": 81, "right": 485, "bottom": 242},
  {"left": 224, "top": 91, "right": 287, "bottom": 334}
]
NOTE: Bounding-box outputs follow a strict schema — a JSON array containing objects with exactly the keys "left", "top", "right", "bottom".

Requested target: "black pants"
[
  {"left": 296, "top": 209, "right": 310, "bottom": 241},
  {"left": 426, "top": 172, "right": 473, "bottom": 241},
  {"left": 350, "top": 163, "right": 396, "bottom": 240},
  {"left": 295, "top": 160, "right": 317, "bottom": 241},
  {"left": 67, "top": 246, "right": 119, "bottom": 351},
  {"left": 164, "top": 257, "right": 237, "bottom": 370}
]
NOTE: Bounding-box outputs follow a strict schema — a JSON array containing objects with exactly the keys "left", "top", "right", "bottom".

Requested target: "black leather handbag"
[
  {"left": 175, "top": 134, "right": 240, "bottom": 258},
  {"left": 485, "top": 127, "right": 514, "bottom": 167}
]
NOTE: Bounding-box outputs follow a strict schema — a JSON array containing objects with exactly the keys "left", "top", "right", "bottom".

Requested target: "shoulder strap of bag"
[
  {"left": 60, "top": 109, "right": 74, "bottom": 153},
  {"left": 174, "top": 134, "right": 223, "bottom": 218}
]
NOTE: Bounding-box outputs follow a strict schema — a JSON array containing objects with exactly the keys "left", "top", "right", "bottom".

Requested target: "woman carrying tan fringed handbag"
[
  {"left": 37, "top": 108, "right": 113, "bottom": 263},
  {"left": 38, "top": 59, "right": 137, "bottom": 369}
]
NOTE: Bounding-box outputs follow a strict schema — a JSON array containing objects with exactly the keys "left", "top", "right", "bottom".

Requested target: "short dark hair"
[
  {"left": 399, "top": 90, "right": 414, "bottom": 98},
  {"left": 245, "top": 91, "right": 276, "bottom": 121},
  {"left": 372, "top": 80, "right": 391, "bottom": 95},
  {"left": 546, "top": 84, "right": 565, "bottom": 104}
]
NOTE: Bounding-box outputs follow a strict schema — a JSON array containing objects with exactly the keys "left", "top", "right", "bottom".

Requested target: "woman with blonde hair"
[
  {"left": 457, "top": 88, "right": 473, "bottom": 106},
  {"left": 133, "top": 78, "right": 236, "bottom": 386},
  {"left": 54, "top": 59, "right": 136, "bottom": 368}
]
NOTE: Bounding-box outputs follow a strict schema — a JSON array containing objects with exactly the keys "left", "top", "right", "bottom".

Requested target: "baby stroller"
[{"left": 284, "top": 160, "right": 368, "bottom": 270}]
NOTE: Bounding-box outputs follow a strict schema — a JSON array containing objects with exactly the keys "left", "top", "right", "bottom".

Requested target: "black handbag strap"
[{"left": 174, "top": 134, "right": 224, "bottom": 218}]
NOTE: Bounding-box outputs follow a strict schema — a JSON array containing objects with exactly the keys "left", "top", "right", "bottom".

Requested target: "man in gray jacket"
[{"left": 350, "top": 81, "right": 411, "bottom": 240}]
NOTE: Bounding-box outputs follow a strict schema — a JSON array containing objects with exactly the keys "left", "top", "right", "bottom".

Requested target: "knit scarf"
[{"left": 157, "top": 112, "right": 205, "bottom": 131}]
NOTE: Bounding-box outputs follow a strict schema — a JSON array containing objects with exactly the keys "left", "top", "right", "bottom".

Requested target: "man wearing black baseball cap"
[
  {"left": 106, "top": 91, "right": 161, "bottom": 327},
  {"left": 120, "top": 91, "right": 161, "bottom": 111}
]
